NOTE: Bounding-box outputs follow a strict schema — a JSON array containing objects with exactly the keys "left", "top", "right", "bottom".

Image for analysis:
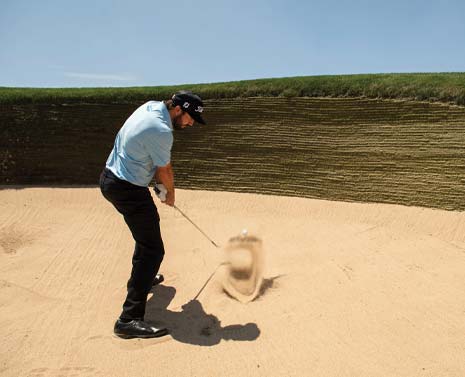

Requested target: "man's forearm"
[{"left": 156, "top": 164, "right": 174, "bottom": 190}]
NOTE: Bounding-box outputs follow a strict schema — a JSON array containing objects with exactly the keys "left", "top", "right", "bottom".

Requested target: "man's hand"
[
  {"left": 155, "top": 163, "right": 175, "bottom": 207},
  {"left": 154, "top": 183, "right": 174, "bottom": 206},
  {"left": 154, "top": 183, "right": 167, "bottom": 201},
  {"left": 164, "top": 190, "right": 175, "bottom": 207}
]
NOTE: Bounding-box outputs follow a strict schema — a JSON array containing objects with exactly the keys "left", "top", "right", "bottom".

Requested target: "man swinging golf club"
[{"left": 99, "top": 91, "right": 206, "bottom": 339}]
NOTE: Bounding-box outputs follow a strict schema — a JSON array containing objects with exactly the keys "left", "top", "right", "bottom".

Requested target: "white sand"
[{"left": 1, "top": 188, "right": 465, "bottom": 377}]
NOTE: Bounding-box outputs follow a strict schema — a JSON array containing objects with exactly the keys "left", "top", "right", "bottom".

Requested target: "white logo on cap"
[
  {"left": 183, "top": 102, "right": 190, "bottom": 109},
  {"left": 195, "top": 106, "right": 203, "bottom": 113}
]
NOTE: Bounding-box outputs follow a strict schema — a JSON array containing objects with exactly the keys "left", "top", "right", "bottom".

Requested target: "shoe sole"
[
  {"left": 114, "top": 329, "right": 170, "bottom": 340},
  {"left": 112, "top": 333, "right": 172, "bottom": 346}
]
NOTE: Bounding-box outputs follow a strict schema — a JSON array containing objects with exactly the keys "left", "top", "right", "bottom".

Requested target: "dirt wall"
[{"left": 1, "top": 97, "right": 464, "bottom": 210}]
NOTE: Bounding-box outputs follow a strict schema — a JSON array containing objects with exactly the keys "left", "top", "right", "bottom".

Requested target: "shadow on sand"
[{"left": 145, "top": 284, "right": 260, "bottom": 346}]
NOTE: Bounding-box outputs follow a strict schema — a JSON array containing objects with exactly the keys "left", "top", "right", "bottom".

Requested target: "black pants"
[{"left": 99, "top": 168, "right": 165, "bottom": 321}]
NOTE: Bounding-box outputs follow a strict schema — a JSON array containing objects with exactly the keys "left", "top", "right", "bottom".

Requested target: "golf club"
[
  {"left": 154, "top": 183, "right": 220, "bottom": 248},
  {"left": 174, "top": 204, "right": 220, "bottom": 248}
]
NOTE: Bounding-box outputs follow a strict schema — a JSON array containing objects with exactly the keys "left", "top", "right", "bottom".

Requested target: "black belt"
[{"left": 103, "top": 167, "right": 129, "bottom": 184}]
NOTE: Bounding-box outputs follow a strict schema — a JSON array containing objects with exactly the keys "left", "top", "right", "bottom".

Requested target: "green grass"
[{"left": 1, "top": 72, "right": 465, "bottom": 105}]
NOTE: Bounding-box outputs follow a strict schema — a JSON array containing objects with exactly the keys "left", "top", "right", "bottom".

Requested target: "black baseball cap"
[{"left": 172, "top": 90, "right": 206, "bottom": 124}]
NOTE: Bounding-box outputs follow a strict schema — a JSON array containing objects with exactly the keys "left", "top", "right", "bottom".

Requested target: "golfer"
[{"left": 99, "top": 91, "right": 206, "bottom": 339}]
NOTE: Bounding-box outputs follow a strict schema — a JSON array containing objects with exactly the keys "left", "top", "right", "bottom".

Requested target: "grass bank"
[{"left": 1, "top": 72, "right": 465, "bottom": 105}]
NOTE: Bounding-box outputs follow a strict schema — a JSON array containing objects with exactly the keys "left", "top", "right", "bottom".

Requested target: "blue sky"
[{"left": 1, "top": 0, "right": 464, "bottom": 87}]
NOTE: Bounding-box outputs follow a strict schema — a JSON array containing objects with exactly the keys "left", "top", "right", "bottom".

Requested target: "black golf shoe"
[
  {"left": 114, "top": 319, "right": 169, "bottom": 339},
  {"left": 152, "top": 273, "right": 164, "bottom": 286}
]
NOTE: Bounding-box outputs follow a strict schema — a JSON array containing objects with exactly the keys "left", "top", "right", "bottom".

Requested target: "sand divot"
[{"left": 0, "top": 224, "right": 37, "bottom": 254}]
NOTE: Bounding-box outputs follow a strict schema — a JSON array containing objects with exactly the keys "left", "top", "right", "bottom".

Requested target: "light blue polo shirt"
[{"left": 105, "top": 101, "right": 173, "bottom": 187}]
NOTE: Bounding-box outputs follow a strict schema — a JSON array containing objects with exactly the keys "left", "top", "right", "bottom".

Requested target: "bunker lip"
[{"left": 3, "top": 97, "right": 464, "bottom": 211}]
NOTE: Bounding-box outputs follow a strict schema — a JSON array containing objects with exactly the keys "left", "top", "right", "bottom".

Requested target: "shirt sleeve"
[{"left": 144, "top": 130, "right": 173, "bottom": 167}]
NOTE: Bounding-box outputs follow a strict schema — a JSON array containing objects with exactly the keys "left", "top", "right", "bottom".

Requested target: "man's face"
[{"left": 172, "top": 109, "right": 195, "bottom": 130}]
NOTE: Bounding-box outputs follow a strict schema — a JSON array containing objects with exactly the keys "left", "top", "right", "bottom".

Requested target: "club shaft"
[{"left": 174, "top": 205, "right": 219, "bottom": 248}]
